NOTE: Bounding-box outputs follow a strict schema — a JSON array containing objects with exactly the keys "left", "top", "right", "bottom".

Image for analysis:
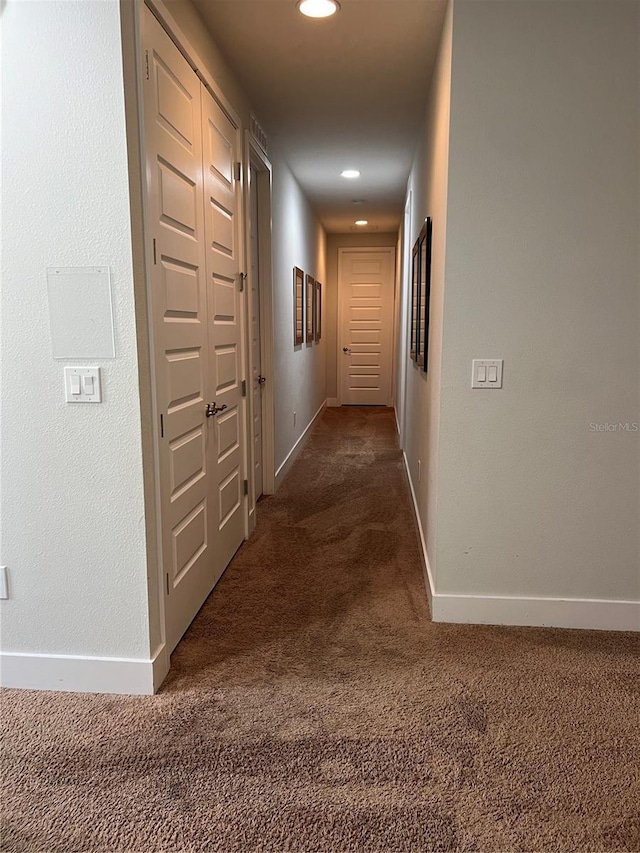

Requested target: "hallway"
[{"left": 2, "top": 408, "right": 639, "bottom": 852}]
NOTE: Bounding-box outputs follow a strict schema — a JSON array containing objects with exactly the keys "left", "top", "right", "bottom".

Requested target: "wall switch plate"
[
  {"left": 472, "top": 359, "right": 503, "bottom": 389},
  {"left": 64, "top": 366, "right": 102, "bottom": 402},
  {"left": 0, "top": 566, "right": 8, "bottom": 599}
]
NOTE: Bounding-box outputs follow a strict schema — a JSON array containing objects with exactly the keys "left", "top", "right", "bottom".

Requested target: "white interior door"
[
  {"left": 201, "top": 84, "right": 246, "bottom": 574},
  {"left": 338, "top": 248, "right": 396, "bottom": 406},
  {"left": 143, "top": 12, "right": 214, "bottom": 652},
  {"left": 249, "top": 165, "right": 263, "bottom": 499}
]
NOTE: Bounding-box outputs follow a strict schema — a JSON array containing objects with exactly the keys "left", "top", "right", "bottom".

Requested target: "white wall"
[
  {"left": 401, "top": 1, "right": 453, "bottom": 586},
  {"left": 0, "top": 1, "right": 151, "bottom": 660},
  {"left": 272, "top": 157, "right": 327, "bottom": 471},
  {"left": 403, "top": 0, "right": 639, "bottom": 628}
]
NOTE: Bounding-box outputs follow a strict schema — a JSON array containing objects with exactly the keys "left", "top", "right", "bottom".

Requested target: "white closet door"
[{"left": 201, "top": 84, "right": 246, "bottom": 574}]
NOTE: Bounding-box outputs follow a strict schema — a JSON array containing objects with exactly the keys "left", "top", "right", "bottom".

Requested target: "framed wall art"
[
  {"left": 294, "top": 266, "right": 304, "bottom": 346},
  {"left": 306, "top": 274, "right": 315, "bottom": 343},
  {"left": 410, "top": 236, "right": 419, "bottom": 361},
  {"left": 314, "top": 281, "right": 322, "bottom": 342},
  {"left": 418, "top": 217, "right": 432, "bottom": 371}
]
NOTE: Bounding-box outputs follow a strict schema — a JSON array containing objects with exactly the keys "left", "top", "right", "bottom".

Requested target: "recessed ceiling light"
[
  {"left": 355, "top": 220, "right": 369, "bottom": 226},
  {"left": 341, "top": 170, "right": 360, "bottom": 179},
  {"left": 297, "top": 0, "right": 340, "bottom": 18}
]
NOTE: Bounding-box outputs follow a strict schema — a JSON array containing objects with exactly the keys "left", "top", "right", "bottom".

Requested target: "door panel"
[
  {"left": 249, "top": 166, "right": 263, "bottom": 498},
  {"left": 143, "top": 10, "right": 215, "bottom": 652},
  {"left": 201, "top": 85, "right": 245, "bottom": 571},
  {"left": 338, "top": 249, "right": 396, "bottom": 406}
]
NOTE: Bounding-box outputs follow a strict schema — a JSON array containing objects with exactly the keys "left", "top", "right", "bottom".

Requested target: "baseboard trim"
[
  {"left": 394, "top": 406, "right": 401, "bottom": 438},
  {"left": 402, "top": 451, "right": 435, "bottom": 617},
  {"left": 275, "top": 400, "right": 326, "bottom": 490},
  {"left": 401, "top": 453, "right": 639, "bottom": 632},
  {"left": 0, "top": 644, "right": 169, "bottom": 695},
  {"left": 327, "top": 397, "right": 340, "bottom": 408}
]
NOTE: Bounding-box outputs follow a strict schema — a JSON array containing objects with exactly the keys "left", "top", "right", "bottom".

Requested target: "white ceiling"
[{"left": 189, "top": 0, "right": 447, "bottom": 233}]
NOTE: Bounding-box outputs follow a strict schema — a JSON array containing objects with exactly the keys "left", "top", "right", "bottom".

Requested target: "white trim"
[
  {"left": 244, "top": 133, "right": 276, "bottom": 502},
  {"left": 394, "top": 406, "right": 401, "bottom": 437},
  {"left": 402, "top": 451, "right": 435, "bottom": 616},
  {"left": 275, "top": 400, "right": 326, "bottom": 489},
  {"left": 434, "top": 593, "right": 640, "bottom": 632},
  {"left": 402, "top": 452, "right": 639, "bottom": 633},
  {"left": 0, "top": 644, "right": 169, "bottom": 695},
  {"left": 327, "top": 397, "right": 340, "bottom": 408}
]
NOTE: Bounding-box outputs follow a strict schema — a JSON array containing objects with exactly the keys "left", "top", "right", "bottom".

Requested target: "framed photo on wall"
[
  {"left": 306, "top": 274, "right": 315, "bottom": 343},
  {"left": 410, "top": 237, "right": 419, "bottom": 361},
  {"left": 294, "top": 267, "right": 304, "bottom": 346},
  {"left": 314, "top": 282, "right": 322, "bottom": 342},
  {"left": 417, "top": 217, "right": 433, "bottom": 371}
]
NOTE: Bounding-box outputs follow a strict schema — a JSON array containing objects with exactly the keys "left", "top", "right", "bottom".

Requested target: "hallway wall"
[
  {"left": 1, "top": 1, "right": 152, "bottom": 668},
  {"left": 325, "top": 233, "right": 399, "bottom": 404},
  {"left": 402, "top": 1, "right": 453, "bottom": 588},
  {"left": 404, "top": 0, "right": 639, "bottom": 628}
]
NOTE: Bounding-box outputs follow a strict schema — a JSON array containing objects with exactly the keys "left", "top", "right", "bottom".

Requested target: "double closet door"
[{"left": 142, "top": 9, "right": 246, "bottom": 652}]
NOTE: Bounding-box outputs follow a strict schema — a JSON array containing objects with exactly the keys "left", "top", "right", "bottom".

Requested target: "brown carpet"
[{"left": 2, "top": 406, "right": 639, "bottom": 853}]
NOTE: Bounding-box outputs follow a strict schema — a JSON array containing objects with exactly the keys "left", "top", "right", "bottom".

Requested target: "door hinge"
[
  {"left": 241, "top": 379, "right": 247, "bottom": 397},
  {"left": 234, "top": 162, "right": 242, "bottom": 182},
  {"left": 153, "top": 238, "right": 157, "bottom": 265},
  {"left": 166, "top": 572, "right": 170, "bottom": 595},
  {"left": 160, "top": 413, "right": 164, "bottom": 438},
  {"left": 239, "top": 271, "right": 247, "bottom": 292},
  {"left": 145, "top": 50, "right": 150, "bottom": 81},
  {"left": 243, "top": 479, "right": 249, "bottom": 496}
]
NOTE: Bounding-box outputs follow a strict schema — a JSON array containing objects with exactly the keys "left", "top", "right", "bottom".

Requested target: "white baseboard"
[
  {"left": 393, "top": 406, "right": 401, "bottom": 438},
  {"left": 327, "top": 398, "right": 340, "bottom": 407},
  {"left": 275, "top": 400, "right": 326, "bottom": 490},
  {"left": 0, "top": 643, "right": 169, "bottom": 695},
  {"left": 401, "top": 452, "right": 639, "bottom": 633}
]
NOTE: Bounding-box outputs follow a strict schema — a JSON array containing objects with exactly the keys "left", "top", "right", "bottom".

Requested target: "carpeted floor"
[{"left": 2, "top": 406, "right": 639, "bottom": 853}]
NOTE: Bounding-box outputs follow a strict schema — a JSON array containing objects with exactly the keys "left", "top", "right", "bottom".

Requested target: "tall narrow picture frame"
[
  {"left": 294, "top": 267, "right": 304, "bottom": 346},
  {"left": 314, "top": 282, "right": 322, "bottom": 342},
  {"left": 417, "top": 218, "right": 433, "bottom": 371},
  {"left": 410, "top": 237, "right": 420, "bottom": 361},
  {"left": 306, "top": 274, "right": 315, "bottom": 343}
]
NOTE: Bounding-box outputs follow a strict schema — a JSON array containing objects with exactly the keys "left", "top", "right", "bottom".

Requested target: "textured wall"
[
  {"left": 271, "top": 157, "right": 327, "bottom": 470},
  {"left": 1, "top": 1, "right": 151, "bottom": 657},
  {"left": 437, "top": 0, "right": 640, "bottom": 600},
  {"left": 402, "top": 1, "right": 453, "bottom": 585}
]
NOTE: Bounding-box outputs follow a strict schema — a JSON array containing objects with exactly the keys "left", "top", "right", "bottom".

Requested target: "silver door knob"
[
  {"left": 343, "top": 347, "right": 352, "bottom": 354},
  {"left": 258, "top": 375, "right": 266, "bottom": 385},
  {"left": 205, "top": 402, "right": 227, "bottom": 417}
]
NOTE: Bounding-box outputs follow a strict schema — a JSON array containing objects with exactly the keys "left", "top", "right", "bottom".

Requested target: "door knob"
[
  {"left": 343, "top": 347, "right": 352, "bottom": 354},
  {"left": 258, "top": 375, "right": 266, "bottom": 385},
  {"left": 205, "top": 402, "right": 228, "bottom": 417}
]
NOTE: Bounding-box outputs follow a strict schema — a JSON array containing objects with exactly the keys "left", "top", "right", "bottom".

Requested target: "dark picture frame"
[
  {"left": 294, "top": 267, "right": 304, "bottom": 346},
  {"left": 306, "top": 274, "right": 315, "bottom": 343},
  {"left": 314, "top": 282, "right": 322, "bottom": 342},
  {"left": 417, "top": 218, "right": 433, "bottom": 371},
  {"left": 410, "top": 237, "right": 419, "bottom": 361}
]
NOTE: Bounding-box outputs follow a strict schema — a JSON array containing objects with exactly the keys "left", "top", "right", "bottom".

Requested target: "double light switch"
[
  {"left": 472, "top": 359, "right": 503, "bottom": 389},
  {"left": 64, "top": 367, "right": 102, "bottom": 402}
]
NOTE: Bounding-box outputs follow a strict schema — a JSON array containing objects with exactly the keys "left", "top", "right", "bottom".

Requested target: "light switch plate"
[
  {"left": 472, "top": 359, "right": 503, "bottom": 389},
  {"left": 64, "top": 366, "right": 102, "bottom": 402}
]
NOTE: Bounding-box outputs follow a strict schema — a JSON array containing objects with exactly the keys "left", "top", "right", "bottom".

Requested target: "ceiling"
[{"left": 189, "top": 0, "right": 447, "bottom": 233}]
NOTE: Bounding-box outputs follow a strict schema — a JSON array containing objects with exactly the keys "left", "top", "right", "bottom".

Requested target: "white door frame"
[
  {"left": 399, "top": 191, "right": 412, "bottom": 449},
  {"left": 337, "top": 246, "right": 396, "bottom": 407},
  {"left": 134, "top": 0, "right": 251, "bottom": 655},
  {"left": 243, "top": 132, "right": 276, "bottom": 532}
]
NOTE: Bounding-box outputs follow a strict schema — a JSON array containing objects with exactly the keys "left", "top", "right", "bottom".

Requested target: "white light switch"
[
  {"left": 64, "top": 367, "right": 102, "bottom": 403},
  {"left": 472, "top": 359, "right": 503, "bottom": 389}
]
